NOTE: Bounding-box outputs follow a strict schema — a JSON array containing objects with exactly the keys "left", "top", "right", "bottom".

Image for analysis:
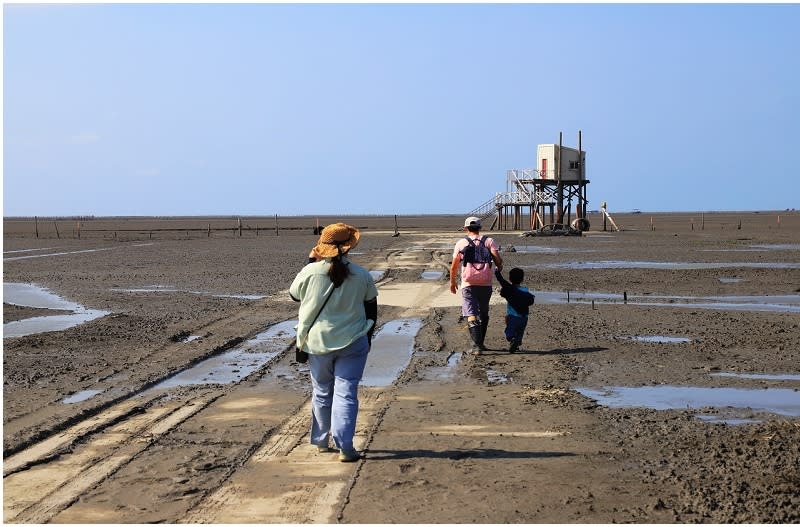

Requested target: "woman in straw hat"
[{"left": 289, "top": 223, "right": 378, "bottom": 462}]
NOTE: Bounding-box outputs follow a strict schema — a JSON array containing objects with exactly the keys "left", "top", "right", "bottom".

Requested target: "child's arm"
[{"left": 494, "top": 268, "right": 510, "bottom": 288}]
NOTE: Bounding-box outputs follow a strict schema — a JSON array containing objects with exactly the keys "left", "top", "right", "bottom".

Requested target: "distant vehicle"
[{"left": 632, "top": 209, "right": 642, "bottom": 214}]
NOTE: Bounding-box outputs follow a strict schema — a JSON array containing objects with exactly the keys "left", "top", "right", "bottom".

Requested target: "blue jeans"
[
  {"left": 308, "top": 335, "right": 369, "bottom": 452},
  {"left": 505, "top": 314, "right": 527, "bottom": 344}
]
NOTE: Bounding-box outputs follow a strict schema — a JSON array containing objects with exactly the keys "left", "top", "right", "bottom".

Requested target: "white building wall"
[{"left": 536, "top": 144, "right": 585, "bottom": 182}]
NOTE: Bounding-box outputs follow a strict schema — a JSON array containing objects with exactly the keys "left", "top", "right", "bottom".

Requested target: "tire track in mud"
[
  {"left": 4, "top": 393, "right": 220, "bottom": 523},
  {"left": 3, "top": 236, "right": 457, "bottom": 523},
  {"left": 181, "top": 241, "right": 456, "bottom": 523}
]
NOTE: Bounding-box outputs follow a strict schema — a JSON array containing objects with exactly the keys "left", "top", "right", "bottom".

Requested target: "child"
[{"left": 494, "top": 267, "right": 535, "bottom": 353}]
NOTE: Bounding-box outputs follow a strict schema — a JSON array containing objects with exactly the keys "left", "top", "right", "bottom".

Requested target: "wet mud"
[{"left": 3, "top": 212, "right": 800, "bottom": 523}]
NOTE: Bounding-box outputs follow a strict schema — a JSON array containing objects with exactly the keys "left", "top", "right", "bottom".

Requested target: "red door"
[{"left": 541, "top": 158, "right": 547, "bottom": 178}]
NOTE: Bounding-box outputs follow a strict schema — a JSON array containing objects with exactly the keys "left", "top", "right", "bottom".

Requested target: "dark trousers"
[{"left": 504, "top": 314, "right": 527, "bottom": 344}]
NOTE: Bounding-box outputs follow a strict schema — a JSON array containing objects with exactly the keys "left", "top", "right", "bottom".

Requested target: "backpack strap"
[{"left": 479, "top": 236, "right": 493, "bottom": 268}]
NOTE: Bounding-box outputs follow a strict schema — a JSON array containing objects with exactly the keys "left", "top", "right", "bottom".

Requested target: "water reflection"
[
  {"left": 149, "top": 320, "right": 298, "bottom": 389},
  {"left": 3, "top": 283, "right": 110, "bottom": 338},
  {"left": 362, "top": 318, "right": 423, "bottom": 387},
  {"left": 629, "top": 336, "right": 691, "bottom": 344},
  {"left": 530, "top": 290, "right": 800, "bottom": 313},
  {"left": 710, "top": 372, "right": 800, "bottom": 382},
  {"left": 577, "top": 385, "right": 800, "bottom": 418},
  {"left": 536, "top": 261, "right": 800, "bottom": 270}
]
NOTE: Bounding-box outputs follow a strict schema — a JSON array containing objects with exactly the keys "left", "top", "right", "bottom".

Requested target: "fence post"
[
  {"left": 54, "top": 221, "right": 60, "bottom": 239},
  {"left": 275, "top": 214, "right": 279, "bottom": 236}
]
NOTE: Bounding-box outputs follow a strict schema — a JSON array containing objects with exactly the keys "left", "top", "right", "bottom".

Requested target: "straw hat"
[{"left": 313, "top": 222, "right": 361, "bottom": 258}]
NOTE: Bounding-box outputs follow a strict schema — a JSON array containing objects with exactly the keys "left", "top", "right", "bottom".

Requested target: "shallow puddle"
[
  {"left": 538, "top": 261, "right": 800, "bottom": 270},
  {"left": 530, "top": 290, "right": 800, "bottom": 314},
  {"left": 421, "top": 270, "right": 443, "bottom": 280},
  {"left": 3, "top": 247, "right": 62, "bottom": 254},
  {"left": 750, "top": 244, "right": 800, "bottom": 250},
  {"left": 149, "top": 320, "right": 298, "bottom": 389},
  {"left": 3, "top": 243, "right": 154, "bottom": 262},
  {"left": 111, "top": 285, "right": 265, "bottom": 300},
  {"left": 629, "top": 336, "right": 691, "bottom": 344},
  {"left": 361, "top": 318, "right": 423, "bottom": 387},
  {"left": 420, "top": 352, "right": 464, "bottom": 382},
  {"left": 486, "top": 369, "right": 510, "bottom": 385},
  {"left": 710, "top": 372, "right": 800, "bottom": 382},
  {"left": 718, "top": 277, "right": 742, "bottom": 283},
  {"left": 62, "top": 389, "right": 104, "bottom": 404},
  {"left": 3, "top": 283, "right": 110, "bottom": 338},
  {"left": 577, "top": 385, "right": 800, "bottom": 418}
]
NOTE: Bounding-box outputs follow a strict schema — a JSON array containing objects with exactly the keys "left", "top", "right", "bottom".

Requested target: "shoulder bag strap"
[{"left": 298, "top": 283, "right": 337, "bottom": 349}]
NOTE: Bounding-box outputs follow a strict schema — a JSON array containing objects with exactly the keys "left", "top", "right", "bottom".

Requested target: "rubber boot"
[
  {"left": 468, "top": 321, "right": 483, "bottom": 354},
  {"left": 479, "top": 317, "right": 489, "bottom": 351}
]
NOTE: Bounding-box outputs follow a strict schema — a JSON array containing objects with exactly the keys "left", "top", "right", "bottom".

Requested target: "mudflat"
[{"left": 3, "top": 211, "right": 799, "bottom": 523}]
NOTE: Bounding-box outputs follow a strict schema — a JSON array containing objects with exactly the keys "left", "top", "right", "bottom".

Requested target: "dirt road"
[{"left": 3, "top": 213, "right": 799, "bottom": 523}]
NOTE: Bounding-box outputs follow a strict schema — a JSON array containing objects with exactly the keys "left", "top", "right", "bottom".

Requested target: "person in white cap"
[{"left": 449, "top": 216, "right": 503, "bottom": 354}]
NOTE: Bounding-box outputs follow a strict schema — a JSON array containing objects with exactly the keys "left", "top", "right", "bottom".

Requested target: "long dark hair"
[{"left": 328, "top": 245, "right": 350, "bottom": 287}]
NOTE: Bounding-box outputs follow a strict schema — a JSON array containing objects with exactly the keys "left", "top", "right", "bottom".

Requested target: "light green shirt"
[{"left": 289, "top": 257, "right": 378, "bottom": 354}]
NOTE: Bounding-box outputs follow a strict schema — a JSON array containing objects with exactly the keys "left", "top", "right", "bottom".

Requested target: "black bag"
[
  {"left": 461, "top": 235, "right": 493, "bottom": 269},
  {"left": 295, "top": 347, "right": 309, "bottom": 363}
]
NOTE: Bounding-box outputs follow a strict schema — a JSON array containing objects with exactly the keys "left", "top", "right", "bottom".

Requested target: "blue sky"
[{"left": 3, "top": 3, "right": 799, "bottom": 216}]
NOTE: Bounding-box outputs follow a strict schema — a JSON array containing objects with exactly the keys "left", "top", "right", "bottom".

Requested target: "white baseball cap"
[{"left": 464, "top": 216, "right": 481, "bottom": 228}]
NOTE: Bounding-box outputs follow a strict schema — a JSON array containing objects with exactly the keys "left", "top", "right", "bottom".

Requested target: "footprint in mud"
[{"left": 399, "top": 462, "right": 423, "bottom": 474}]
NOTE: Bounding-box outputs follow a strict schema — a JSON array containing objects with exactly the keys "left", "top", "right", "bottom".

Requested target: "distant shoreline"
[{"left": 3, "top": 210, "right": 797, "bottom": 221}]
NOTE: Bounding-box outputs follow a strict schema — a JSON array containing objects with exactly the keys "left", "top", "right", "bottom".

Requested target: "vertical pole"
[
  {"left": 77, "top": 221, "right": 81, "bottom": 240},
  {"left": 577, "top": 130, "right": 583, "bottom": 218},
  {"left": 208, "top": 223, "right": 211, "bottom": 237},
  {"left": 35, "top": 216, "right": 39, "bottom": 238},
  {"left": 701, "top": 212, "right": 705, "bottom": 230},
  {"left": 557, "top": 132, "right": 564, "bottom": 224},
  {"left": 54, "top": 221, "right": 60, "bottom": 239},
  {"left": 275, "top": 214, "right": 279, "bottom": 236},
  {"left": 777, "top": 215, "right": 781, "bottom": 229},
  {"left": 238, "top": 217, "right": 242, "bottom": 237}
]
